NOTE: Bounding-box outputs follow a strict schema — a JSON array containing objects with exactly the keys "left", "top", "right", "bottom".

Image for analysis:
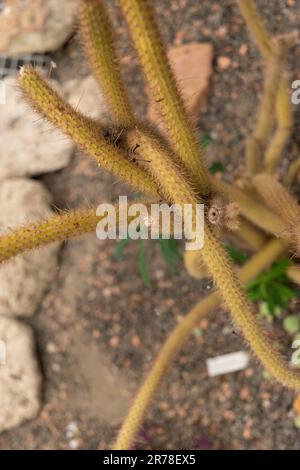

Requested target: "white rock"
[
  {"left": 63, "top": 75, "right": 108, "bottom": 121},
  {"left": 0, "top": 75, "right": 108, "bottom": 180},
  {"left": 0, "top": 0, "right": 77, "bottom": 55},
  {"left": 0, "top": 76, "right": 73, "bottom": 179},
  {"left": 0, "top": 316, "right": 41, "bottom": 432},
  {"left": 0, "top": 178, "right": 59, "bottom": 317}
]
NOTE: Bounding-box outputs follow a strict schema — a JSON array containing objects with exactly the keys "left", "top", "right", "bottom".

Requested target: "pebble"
[
  {"left": 131, "top": 335, "right": 141, "bottom": 348},
  {"left": 293, "top": 395, "right": 300, "bottom": 416},
  {"left": 46, "top": 342, "right": 58, "bottom": 354},
  {"left": 217, "top": 56, "right": 231, "bottom": 70},
  {"left": 109, "top": 336, "right": 119, "bottom": 348},
  {"left": 240, "top": 386, "right": 251, "bottom": 401}
]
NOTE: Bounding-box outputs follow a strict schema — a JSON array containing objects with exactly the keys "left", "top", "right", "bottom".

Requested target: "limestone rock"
[
  {"left": 0, "top": 76, "right": 73, "bottom": 179},
  {"left": 0, "top": 74, "right": 108, "bottom": 180},
  {"left": 0, "top": 178, "right": 59, "bottom": 317},
  {"left": 63, "top": 75, "right": 109, "bottom": 122},
  {"left": 148, "top": 42, "right": 213, "bottom": 128},
  {"left": 0, "top": 316, "right": 41, "bottom": 432},
  {"left": 0, "top": 0, "right": 77, "bottom": 55}
]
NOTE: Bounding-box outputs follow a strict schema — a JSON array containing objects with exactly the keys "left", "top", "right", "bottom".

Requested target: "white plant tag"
[{"left": 207, "top": 351, "right": 249, "bottom": 377}]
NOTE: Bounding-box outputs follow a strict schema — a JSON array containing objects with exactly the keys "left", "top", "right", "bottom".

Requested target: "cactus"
[
  {"left": 245, "top": 35, "right": 292, "bottom": 175},
  {"left": 254, "top": 173, "right": 300, "bottom": 255},
  {"left": 1, "top": 0, "right": 299, "bottom": 450},
  {"left": 237, "top": 0, "right": 296, "bottom": 175}
]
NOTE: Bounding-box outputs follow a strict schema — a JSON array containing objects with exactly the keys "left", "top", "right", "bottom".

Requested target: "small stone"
[
  {"left": 66, "top": 421, "right": 79, "bottom": 439},
  {"left": 103, "top": 287, "right": 113, "bottom": 297},
  {"left": 63, "top": 75, "right": 108, "bottom": 122},
  {"left": 165, "top": 298, "right": 175, "bottom": 307},
  {"left": 243, "top": 427, "right": 252, "bottom": 440},
  {"left": 92, "top": 329, "right": 101, "bottom": 339},
  {"left": 293, "top": 395, "right": 300, "bottom": 416},
  {"left": 217, "top": 56, "right": 231, "bottom": 70},
  {"left": 109, "top": 336, "right": 119, "bottom": 348},
  {"left": 0, "top": 77, "right": 73, "bottom": 179},
  {"left": 46, "top": 342, "right": 58, "bottom": 354},
  {"left": 199, "top": 318, "right": 209, "bottom": 330},
  {"left": 216, "top": 26, "right": 227, "bottom": 39},
  {"left": 0, "top": 178, "right": 59, "bottom": 317},
  {"left": 223, "top": 410, "right": 236, "bottom": 421},
  {"left": 240, "top": 386, "right": 251, "bottom": 401},
  {"left": 239, "top": 44, "right": 248, "bottom": 56},
  {"left": 179, "top": 355, "right": 188, "bottom": 364},
  {"left": 131, "top": 335, "right": 141, "bottom": 348},
  {"left": 0, "top": 316, "right": 42, "bottom": 432},
  {"left": 0, "top": 0, "right": 77, "bottom": 55},
  {"left": 176, "top": 406, "right": 187, "bottom": 418},
  {"left": 148, "top": 42, "right": 213, "bottom": 127},
  {"left": 1, "top": 75, "right": 108, "bottom": 180},
  {"left": 69, "top": 438, "right": 81, "bottom": 449},
  {"left": 159, "top": 401, "right": 170, "bottom": 411}
]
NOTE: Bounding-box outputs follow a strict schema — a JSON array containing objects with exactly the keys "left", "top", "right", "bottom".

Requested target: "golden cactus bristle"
[
  {"left": 119, "top": 0, "right": 211, "bottom": 195},
  {"left": 19, "top": 66, "right": 158, "bottom": 196},
  {"left": 79, "top": 0, "right": 135, "bottom": 126}
]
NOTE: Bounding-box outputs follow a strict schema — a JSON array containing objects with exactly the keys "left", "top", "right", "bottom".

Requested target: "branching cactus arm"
[{"left": 79, "top": 0, "right": 136, "bottom": 126}]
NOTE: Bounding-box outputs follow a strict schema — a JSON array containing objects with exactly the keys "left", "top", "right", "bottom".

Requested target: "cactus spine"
[
  {"left": 79, "top": 0, "right": 136, "bottom": 126},
  {"left": 114, "top": 236, "right": 287, "bottom": 449},
  {"left": 119, "top": 0, "right": 211, "bottom": 195}
]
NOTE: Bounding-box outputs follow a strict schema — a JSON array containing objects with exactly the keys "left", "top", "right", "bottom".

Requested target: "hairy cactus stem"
[
  {"left": 119, "top": 0, "right": 211, "bottom": 195},
  {"left": 127, "top": 128, "right": 300, "bottom": 392},
  {"left": 253, "top": 173, "right": 300, "bottom": 254},
  {"left": 213, "top": 177, "right": 285, "bottom": 236},
  {"left": 0, "top": 201, "right": 161, "bottom": 263},
  {"left": 19, "top": 66, "right": 159, "bottom": 197},
  {"left": 246, "top": 36, "right": 286, "bottom": 176},
  {"left": 236, "top": 0, "right": 295, "bottom": 174},
  {"left": 79, "top": 0, "right": 136, "bottom": 126},
  {"left": 114, "top": 236, "right": 287, "bottom": 450}
]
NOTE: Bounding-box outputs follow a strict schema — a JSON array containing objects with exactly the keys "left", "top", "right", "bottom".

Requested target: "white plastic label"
[{"left": 207, "top": 351, "right": 249, "bottom": 377}]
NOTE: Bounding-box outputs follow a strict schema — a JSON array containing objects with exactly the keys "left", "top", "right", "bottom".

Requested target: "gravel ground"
[{"left": 0, "top": 0, "right": 300, "bottom": 450}]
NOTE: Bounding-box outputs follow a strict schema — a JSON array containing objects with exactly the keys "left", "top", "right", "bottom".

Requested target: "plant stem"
[
  {"left": 114, "top": 237, "right": 286, "bottom": 449},
  {"left": 119, "top": 0, "right": 211, "bottom": 195},
  {"left": 79, "top": 0, "right": 136, "bottom": 126},
  {"left": 19, "top": 67, "right": 159, "bottom": 197}
]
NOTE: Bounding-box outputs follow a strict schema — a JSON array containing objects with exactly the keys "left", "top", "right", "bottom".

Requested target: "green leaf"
[
  {"left": 225, "top": 244, "right": 249, "bottom": 265},
  {"left": 264, "top": 259, "right": 291, "bottom": 280},
  {"left": 114, "top": 237, "right": 130, "bottom": 260},
  {"left": 209, "top": 161, "right": 225, "bottom": 175},
  {"left": 199, "top": 133, "right": 213, "bottom": 149},
  {"left": 138, "top": 240, "right": 151, "bottom": 287},
  {"left": 266, "top": 296, "right": 276, "bottom": 315},
  {"left": 248, "top": 286, "right": 263, "bottom": 302},
  {"left": 159, "top": 237, "right": 181, "bottom": 270},
  {"left": 246, "top": 258, "right": 298, "bottom": 319}
]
